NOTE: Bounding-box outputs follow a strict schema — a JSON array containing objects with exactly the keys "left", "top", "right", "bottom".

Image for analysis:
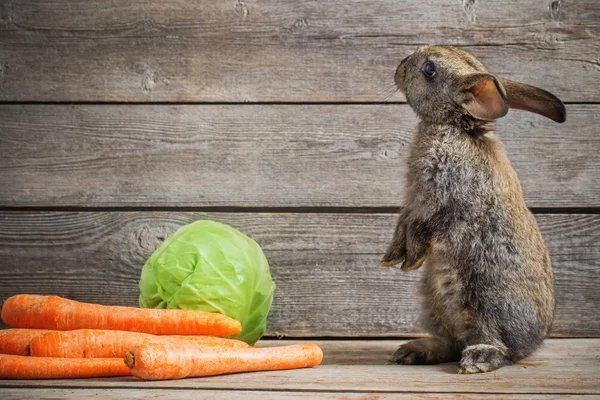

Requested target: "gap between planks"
[
  {"left": 1, "top": 207, "right": 599, "bottom": 215},
  {"left": 0, "top": 389, "right": 597, "bottom": 400},
  {"left": 0, "top": 101, "right": 597, "bottom": 105}
]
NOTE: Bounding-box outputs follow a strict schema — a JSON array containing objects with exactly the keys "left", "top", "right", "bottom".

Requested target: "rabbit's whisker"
[{"left": 383, "top": 88, "right": 400, "bottom": 102}]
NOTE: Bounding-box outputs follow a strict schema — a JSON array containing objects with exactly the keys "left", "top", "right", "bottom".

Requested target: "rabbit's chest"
[{"left": 410, "top": 140, "right": 492, "bottom": 210}]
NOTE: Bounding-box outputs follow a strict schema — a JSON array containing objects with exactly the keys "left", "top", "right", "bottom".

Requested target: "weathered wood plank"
[
  {"left": 0, "top": 389, "right": 593, "bottom": 400},
  {"left": 0, "top": 0, "right": 597, "bottom": 102},
  {"left": 0, "top": 212, "right": 598, "bottom": 337},
  {"left": 0, "top": 339, "right": 598, "bottom": 394},
  {"left": 0, "top": 104, "right": 597, "bottom": 208}
]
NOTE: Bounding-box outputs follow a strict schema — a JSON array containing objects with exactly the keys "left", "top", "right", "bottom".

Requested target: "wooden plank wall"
[{"left": 0, "top": 0, "right": 598, "bottom": 337}]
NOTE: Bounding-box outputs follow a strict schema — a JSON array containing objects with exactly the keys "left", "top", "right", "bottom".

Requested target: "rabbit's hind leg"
[
  {"left": 458, "top": 343, "right": 510, "bottom": 374},
  {"left": 456, "top": 295, "right": 545, "bottom": 373},
  {"left": 389, "top": 337, "right": 460, "bottom": 365}
]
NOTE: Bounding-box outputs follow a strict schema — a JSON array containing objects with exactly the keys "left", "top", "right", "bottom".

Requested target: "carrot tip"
[{"left": 124, "top": 352, "right": 135, "bottom": 369}]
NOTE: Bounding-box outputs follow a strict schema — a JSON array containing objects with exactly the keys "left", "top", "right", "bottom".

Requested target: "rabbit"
[{"left": 380, "top": 46, "right": 565, "bottom": 374}]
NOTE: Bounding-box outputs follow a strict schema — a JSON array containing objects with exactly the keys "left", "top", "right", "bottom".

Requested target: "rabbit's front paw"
[
  {"left": 381, "top": 243, "right": 405, "bottom": 267},
  {"left": 458, "top": 344, "right": 509, "bottom": 374},
  {"left": 401, "top": 251, "right": 428, "bottom": 272}
]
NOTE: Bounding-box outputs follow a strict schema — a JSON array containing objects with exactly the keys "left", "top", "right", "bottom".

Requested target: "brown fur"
[{"left": 381, "top": 46, "right": 563, "bottom": 374}]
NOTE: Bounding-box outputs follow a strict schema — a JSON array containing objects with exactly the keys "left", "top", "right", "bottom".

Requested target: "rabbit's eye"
[{"left": 423, "top": 62, "right": 437, "bottom": 78}]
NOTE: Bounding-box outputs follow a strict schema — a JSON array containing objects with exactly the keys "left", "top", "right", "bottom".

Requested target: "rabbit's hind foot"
[
  {"left": 458, "top": 344, "right": 510, "bottom": 374},
  {"left": 388, "top": 337, "right": 460, "bottom": 365}
]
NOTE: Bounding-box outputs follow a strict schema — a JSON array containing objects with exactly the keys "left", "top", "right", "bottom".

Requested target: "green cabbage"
[{"left": 138, "top": 220, "right": 275, "bottom": 345}]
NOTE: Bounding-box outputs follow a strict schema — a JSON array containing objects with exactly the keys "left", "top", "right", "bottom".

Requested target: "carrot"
[
  {"left": 0, "top": 329, "right": 53, "bottom": 356},
  {"left": 171, "top": 335, "right": 251, "bottom": 348},
  {"left": 30, "top": 329, "right": 250, "bottom": 358},
  {"left": 124, "top": 341, "right": 323, "bottom": 380},
  {"left": 1, "top": 295, "right": 241, "bottom": 336},
  {"left": 0, "top": 354, "right": 129, "bottom": 379}
]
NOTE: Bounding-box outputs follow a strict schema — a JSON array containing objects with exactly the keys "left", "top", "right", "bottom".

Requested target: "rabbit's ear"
[
  {"left": 499, "top": 78, "right": 566, "bottom": 123},
  {"left": 460, "top": 73, "right": 509, "bottom": 121}
]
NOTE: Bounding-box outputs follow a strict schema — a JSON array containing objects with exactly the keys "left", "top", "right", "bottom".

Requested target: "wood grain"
[
  {"left": 0, "top": 0, "right": 598, "bottom": 102},
  {"left": 0, "top": 339, "right": 598, "bottom": 394},
  {"left": 0, "top": 104, "right": 597, "bottom": 208},
  {"left": 0, "top": 212, "right": 598, "bottom": 337},
  {"left": 0, "top": 389, "right": 593, "bottom": 400}
]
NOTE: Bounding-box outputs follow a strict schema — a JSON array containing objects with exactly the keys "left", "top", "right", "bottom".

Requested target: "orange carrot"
[
  {"left": 0, "top": 354, "right": 129, "bottom": 379},
  {"left": 0, "top": 329, "right": 53, "bottom": 356},
  {"left": 1, "top": 295, "right": 241, "bottom": 336},
  {"left": 30, "top": 329, "right": 250, "bottom": 358},
  {"left": 172, "top": 335, "right": 251, "bottom": 348},
  {"left": 125, "top": 341, "right": 323, "bottom": 380}
]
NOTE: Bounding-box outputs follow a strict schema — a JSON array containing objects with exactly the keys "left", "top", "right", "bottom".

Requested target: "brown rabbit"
[{"left": 381, "top": 46, "right": 565, "bottom": 374}]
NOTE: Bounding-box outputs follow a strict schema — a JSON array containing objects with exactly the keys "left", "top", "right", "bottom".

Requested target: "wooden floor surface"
[{"left": 1, "top": 339, "right": 598, "bottom": 399}]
